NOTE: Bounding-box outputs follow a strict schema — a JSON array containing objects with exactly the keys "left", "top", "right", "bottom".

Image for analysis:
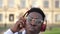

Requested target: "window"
[
  {"left": 0, "top": 14, "right": 2, "bottom": 21},
  {"left": 20, "top": 0, "right": 26, "bottom": 8},
  {"left": 0, "top": 0, "right": 3, "bottom": 8},
  {"left": 8, "top": 0, "right": 14, "bottom": 8},
  {"left": 43, "top": 0, "right": 49, "bottom": 8},
  {"left": 55, "top": 0, "right": 59, "bottom": 8},
  {"left": 55, "top": 14, "right": 60, "bottom": 22},
  {"left": 32, "top": 0, "right": 37, "bottom": 7},
  {"left": 9, "top": 14, "right": 14, "bottom": 21}
]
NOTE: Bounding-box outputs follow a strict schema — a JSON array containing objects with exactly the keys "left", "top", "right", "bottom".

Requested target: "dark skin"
[{"left": 11, "top": 12, "right": 44, "bottom": 34}]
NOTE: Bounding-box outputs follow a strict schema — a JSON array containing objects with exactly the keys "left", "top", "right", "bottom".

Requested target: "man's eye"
[
  {"left": 29, "top": 19, "right": 32, "bottom": 21},
  {"left": 27, "top": 19, "right": 32, "bottom": 22},
  {"left": 37, "top": 21, "right": 41, "bottom": 23}
]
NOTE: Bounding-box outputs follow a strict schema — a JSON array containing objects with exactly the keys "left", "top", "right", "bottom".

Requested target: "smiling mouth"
[{"left": 28, "top": 27, "right": 36, "bottom": 31}]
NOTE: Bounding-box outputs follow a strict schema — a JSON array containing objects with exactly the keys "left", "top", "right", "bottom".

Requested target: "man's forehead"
[{"left": 27, "top": 12, "right": 43, "bottom": 19}]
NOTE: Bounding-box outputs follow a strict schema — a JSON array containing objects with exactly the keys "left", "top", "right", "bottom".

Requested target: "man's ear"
[{"left": 43, "top": 20, "right": 47, "bottom": 24}]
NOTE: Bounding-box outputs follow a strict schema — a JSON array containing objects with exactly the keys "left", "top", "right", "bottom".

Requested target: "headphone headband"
[{"left": 23, "top": 11, "right": 28, "bottom": 17}]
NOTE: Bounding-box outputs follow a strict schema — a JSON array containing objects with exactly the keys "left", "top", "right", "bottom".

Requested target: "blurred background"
[{"left": 0, "top": 0, "right": 60, "bottom": 34}]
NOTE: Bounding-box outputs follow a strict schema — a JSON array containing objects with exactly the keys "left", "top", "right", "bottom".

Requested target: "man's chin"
[{"left": 28, "top": 29, "right": 36, "bottom": 32}]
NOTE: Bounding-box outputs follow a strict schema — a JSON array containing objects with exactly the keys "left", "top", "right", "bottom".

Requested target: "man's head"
[{"left": 25, "top": 8, "right": 45, "bottom": 34}]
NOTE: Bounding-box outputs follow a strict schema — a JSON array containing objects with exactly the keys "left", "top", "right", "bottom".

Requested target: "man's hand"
[{"left": 11, "top": 17, "right": 26, "bottom": 33}]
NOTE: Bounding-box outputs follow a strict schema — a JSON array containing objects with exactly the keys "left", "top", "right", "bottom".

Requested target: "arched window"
[{"left": 9, "top": 14, "right": 14, "bottom": 21}]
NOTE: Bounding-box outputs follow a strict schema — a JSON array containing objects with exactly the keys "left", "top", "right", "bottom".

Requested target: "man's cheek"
[
  {"left": 35, "top": 26, "right": 41, "bottom": 30},
  {"left": 25, "top": 25, "right": 31, "bottom": 29}
]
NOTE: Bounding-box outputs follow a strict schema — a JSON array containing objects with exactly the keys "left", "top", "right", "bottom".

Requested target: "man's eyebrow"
[
  {"left": 34, "top": 18, "right": 40, "bottom": 19},
  {"left": 28, "top": 14, "right": 42, "bottom": 19},
  {"left": 29, "top": 17, "right": 41, "bottom": 19}
]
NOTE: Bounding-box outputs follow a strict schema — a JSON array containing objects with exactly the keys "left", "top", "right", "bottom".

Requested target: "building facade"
[{"left": 0, "top": 0, "right": 60, "bottom": 25}]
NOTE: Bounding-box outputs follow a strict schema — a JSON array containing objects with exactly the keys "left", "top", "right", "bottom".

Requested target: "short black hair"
[{"left": 27, "top": 8, "right": 45, "bottom": 21}]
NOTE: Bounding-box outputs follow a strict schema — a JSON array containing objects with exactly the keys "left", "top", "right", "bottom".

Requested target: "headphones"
[{"left": 22, "top": 10, "right": 47, "bottom": 32}]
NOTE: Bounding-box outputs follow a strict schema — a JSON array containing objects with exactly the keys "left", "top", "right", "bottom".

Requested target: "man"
[{"left": 4, "top": 7, "right": 46, "bottom": 34}]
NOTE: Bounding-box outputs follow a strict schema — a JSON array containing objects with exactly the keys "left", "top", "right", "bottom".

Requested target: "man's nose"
[{"left": 30, "top": 19, "right": 36, "bottom": 26}]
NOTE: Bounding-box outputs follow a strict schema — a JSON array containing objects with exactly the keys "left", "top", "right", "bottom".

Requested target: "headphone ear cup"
[
  {"left": 40, "top": 20, "right": 47, "bottom": 32},
  {"left": 40, "top": 23, "right": 46, "bottom": 32}
]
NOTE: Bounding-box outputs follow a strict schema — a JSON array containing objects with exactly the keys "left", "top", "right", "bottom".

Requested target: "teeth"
[{"left": 30, "top": 27, "right": 35, "bottom": 30}]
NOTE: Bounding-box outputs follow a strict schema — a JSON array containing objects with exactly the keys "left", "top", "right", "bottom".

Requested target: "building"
[{"left": 0, "top": 0, "right": 60, "bottom": 26}]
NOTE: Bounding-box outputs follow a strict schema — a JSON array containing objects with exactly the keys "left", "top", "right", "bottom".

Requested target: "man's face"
[{"left": 25, "top": 12, "right": 44, "bottom": 33}]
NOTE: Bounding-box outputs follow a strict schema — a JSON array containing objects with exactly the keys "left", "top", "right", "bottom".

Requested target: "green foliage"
[{"left": 43, "top": 27, "right": 60, "bottom": 34}]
